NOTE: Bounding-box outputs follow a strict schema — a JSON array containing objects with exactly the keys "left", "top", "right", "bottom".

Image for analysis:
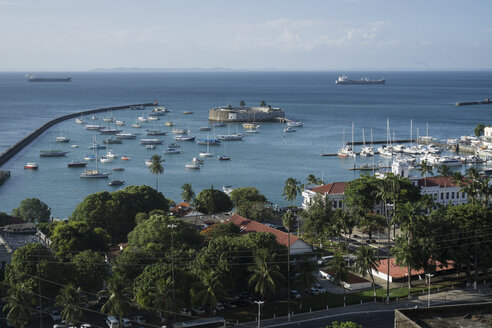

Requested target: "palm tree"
[
  {"left": 240, "top": 100, "right": 246, "bottom": 107},
  {"left": 151, "top": 276, "right": 174, "bottom": 322},
  {"left": 307, "top": 174, "right": 323, "bottom": 186},
  {"left": 149, "top": 154, "right": 165, "bottom": 192},
  {"left": 98, "top": 277, "right": 132, "bottom": 328},
  {"left": 181, "top": 183, "right": 195, "bottom": 203},
  {"left": 193, "top": 270, "right": 226, "bottom": 316},
  {"left": 296, "top": 259, "right": 318, "bottom": 306},
  {"left": 437, "top": 164, "right": 451, "bottom": 177},
  {"left": 2, "top": 284, "right": 35, "bottom": 328},
  {"left": 260, "top": 100, "right": 267, "bottom": 107},
  {"left": 283, "top": 178, "right": 301, "bottom": 207},
  {"left": 466, "top": 167, "right": 480, "bottom": 181},
  {"left": 248, "top": 249, "right": 284, "bottom": 299},
  {"left": 329, "top": 253, "right": 349, "bottom": 297},
  {"left": 478, "top": 177, "right": 491, "bottom": 207},
  {"left": 55, "top": 284, "right": 86, "bottom": 324},
  {"left": 282, "top": 210, "right": 297, "bottom": 316},
  {"left": 418, "top": 160, "right": 434, "bottom": 189},
  {"left": 334, "top": 209, "right": 355, "bottom": 249},
  {"left": 354, "top": 246, "right": 379, "bottom": 297}
]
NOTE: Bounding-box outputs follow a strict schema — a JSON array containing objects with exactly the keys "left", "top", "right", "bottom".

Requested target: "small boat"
[
  {"left": 145, "top": 160, "right": 153, "bottom": 167},
  {"left": 172, "top": 128, "right": 188, "bottom": 134},
  {"left": 137, "top": 116, "right": 149, "bottom": 122},
  {"left": 71, "top": 145, "right": 79, "bottom": 148},
  {"left": 99, "top": 156, "right": 113, "bottom": 163},
  {"left": 152, "top": 106, "right": 170, "bottom": 113},
  {"left": 174, "top": 135, "right": 196, "bottom": 141},
  {"left": 168, "top": 143, "right": 180, "bottom": 148},
  {"left": 213, "top": 122, "right": 226, "bottom": 127},
  {"left": 40, "top": 150, "right": 70, "bottom": 157},
  {"left": 197, "top": 138, "right": 221, "bottom": 145},
  {"left": 89, "top": 143, "right": 106, "bottom": 150},
  {"left": 337, "top": 145, "right": 356, "bottom": 158},
  {"left": 103, "top": 117, "right": 114, "bottom": 122},
  {"left": 120, "top": 155, "right": 131, "bottom": 160},
  {"left": 91, "top": 115, "right": 98, "bottom": 120},
  {"left": 185, "top": 163, "right": 200, "bottom": 169},
  {"left": 284, "top": 126, "right": 296, "bottom": 133},
  {"left": 68, "top": 160, "right": 88, "bottom": 168},
  {"left": 115, "top": 133, "right": 137, "bottom": 139},
  {"left": 109, "top": 179, "right": 125, "bottom": 186},
  {"left": 218, "top": 133, "right": 244, "bottom": 140},
  {"left": 132, "top": 123, "right": 142, "bottom": 128},
  {"left": 199, "top": 151, "right": 214, "bottom": 157},
  {"left": 106, "top": 149, "right": 118, "bottom": 159},
  {"left": 130, "top": 105, "right": 145, "bottom": 110},
  {"left": 113, "top": 167, "right": 125, "bottom": 171},
  {"left": 164, "top": 148, "right": 181, "bottom": 154},
  {"left": 80, "top": 169, "right": 110, "bottom": 178},
  {"left": 75, "top": 117, "right": 85, "bottom": 124},
  {"left": 244, "top": 128, "right": 259, "bottom": 133},
  {"left": 183, "top": 111, "right": 194, "bottom": 115},
  {"left": 24, "top": 162, "right": 38, "bottom": 169},
  {"left": 199, "top": 126, "right": 212, "bottom": 131},
  {"left": 55, "top": 136, "right": 70, "bottom": 143},
  {"left": 218, "top": 155, "right": 231, "bottom": 160},
  {"left": 242, "top": 123, "right": 259, "bottom": 129},
  {"left": 103, "top": 137, "right": 122, "bottom": 144},
  {"left": 287, "top": 121, "right": 303, "bottom": 127},
  {"left": 192, "top": 157, "right": 204, "bottom": 164},
  {"left": 141, "top": 139, "right": 163, "bottom": 145},
  {"left": 165, "top": 121, "right": 174, "bottom": 126},
  {"left": 146, "top": 145, "right": 155, "bottom": 150},
  {"left": 146, "top": 130, "right": 168, "bottom": 136},
  {"left": 148, "top": 116, "right": 159, "bottom": 121},
  {"left": 99, "top": 128, "right": 122, "bottom": 135},
  {"left": 85, "top": 124, "right": 101, "bottom": 130},
  {"left": 84, "top": 154, "right": 96, "bottom": 161},
  {"left": 115, "top": 120, "right": 126, "bottom": 126}
]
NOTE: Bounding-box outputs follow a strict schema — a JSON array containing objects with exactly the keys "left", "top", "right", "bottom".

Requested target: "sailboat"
[
  {"left": 360, "top": 128, "right": 374, "bottom": 157},
  {"left": 218, "top": 143, "right": 230, "bottom": 160},
  {"left": 80, "top": 137, "right": 111, "bottom": 178},
  {"left": 199, "top": 134, "right": 214, "bottom": 157},
  {"left": 337, "top": 125, "right": 356, "bottom": 158},
  {"left": 217, "top": 124, "right": 244, "bottom": 140},
  {"left": 378, "top": 118, "right": 394, "bottom": 157}
]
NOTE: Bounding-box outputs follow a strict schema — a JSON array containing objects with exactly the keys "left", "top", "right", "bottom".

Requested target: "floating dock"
[
  {"left": 455, "top": 98, "right": 491, "bottom": 106},
  {"left": 348, "top": 139, "right": 414, "bottom": 146}
]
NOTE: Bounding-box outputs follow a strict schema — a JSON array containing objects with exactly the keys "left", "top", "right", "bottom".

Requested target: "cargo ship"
[
  {"left": 335, "top": 74, "right": 385, "bottom": 85},
  {"left": 26, "top": 74, "right": 71, "bottom": 82}
]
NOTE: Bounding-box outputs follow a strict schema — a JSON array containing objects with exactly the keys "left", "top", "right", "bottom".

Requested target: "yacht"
[
  {"left": 437, "top": 156, "right": 462, "bottom": 166},
  {"left": 185, "top": 163, "right": 200, "bottom": 169},
  {"left": 165, "top": 121, "right": 174, "bottom": 126},
  {"left": 192, "top": 157, "right": 204, "bottom": 164},
  {"left": 106, "top": 149, "right": 118, "bottom": 159},
  {"left": 120, "top": 155, "right": 131, "bottom": 161},
  {"left": 115, "top": 120, "right": 126, "bottom": 126},
  {"left": 287, "top": 121, "right": 303, "bottom": 127},
  {"left": 68, "top": 160, "right": 88, "bottom": 168},
  {"left": 284, "top": 126, "right": 296, "bottom": 133},
  {"left": 132, "top": 123, "right": 142, "bottom": 128},
  {"left": 137, "top": 116, "right": 149, "bottom": 122},
  {"left": 140, "top": 139, "right": 163, "bottom": 145},
  {"left": 164, "top": 148, "right": 181, "bottom": 154},
  {"left": 99, "top": 127, "right": 122, "bottom": 135},
  {"left": 145, "top": 160, "right": 153, "bottom": 167},
  {"left": 55, "top": 136, "right": 70, "bottom": 143},
  {"left": 146, "top": 145, "right": 155, "bottom": 150},
  {"left": 109, "top": 179, "right": 125, "bottom": 186},
  {"left": 115, "top": 133, "right": 137, "bottom": 139},
  {"left": 84, "top": 154, "right": 96, "bottom": 161},
  {"left": 199, "top": 126, "right": 212, "bottom": 131},
  {"left": 148, "top": 116, "right": 159, "bottom": 121},
  {"left": 103, "top": 137, "right": 122, "bottom": 144},
  {"left": 335, "top": 75, "right": 385, "bottom": 85},
  {"left": 80, "top": 146, "right": 110, "bottom": 178},
  {"left": 174, "top": 134, "right": 196, "bottom": 141},
  {"left": 75, "top": 117, "right": 85, "bottom": 124},
  {"left": 99, "top": 156, "right": 113, "bottom": 163},
  {"left": 337, "top": 145, "right": 355, "bottom": 158},
  {"left": 85, "top": 124, "right": 101, "bottom": 131},
  {"left": 39, "top": 150, "right": 70, "bottom": 157},
  {"left": 172, "top": 128, "right": 188, "bottom": 134},
  {"left": 242, "top": 123, "right": 259, "bottom": 129},
  {"left": 24, "top": 162, "right": 38, "bottom": 169},
  {"left": 218, "top": 155, "right": 231, "bottom": 161},
  {"left": 146, "top": 130, "right": 168, "bottom": 136},
  {"left": 359, "top": 146, "right": 374, "bottom": 157}
]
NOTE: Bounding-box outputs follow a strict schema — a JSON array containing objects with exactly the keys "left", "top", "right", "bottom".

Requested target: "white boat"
[
  {"left": 217, "top": 124, "right": 244, "bottom": 140},
  {"left": 84, "top": 154, "right": 96, "bottom": 161},
  {"left": 165, "top": 121, "right": 174, "bottom": 126},
  {"left": 146, "top": 130, "right": 168, "bottom": 136},
  {"left": 115, "top": 120, "right": 126, "bottom": 126},
  {"left": 75, "top": 117, "right": 85, "bottom": 124},
  {"left": 244, "top": 128, "right": 259, "bottom": 133},
  {"left": 200, "top": 126, "right": 212, "bottom": 131},
  {"left": 99, "top": 156, "right": 113, "bottom": 163},
  {"left": 174, "top": 135, "right": 195, "bottom": 141},
  {"left": 172, "top": 128, "right": 188, "bottom": 134},
  {"left": 137, "top": 116, "right": 149, "bottom": 122},
  {"left": 360, "top": 146, "right": 374, "bottom": 157},
  {"left": 106, "top": 149, "right": 118, "bottom": 159},
  {"left": 199, "top": 137, "right": 214, "bottom": 157},
  {"left": 71, "top": 145, "right": 79, "bottom": 148},
  {"left": 140, "top": 139, "right": 163, "bottom": 145},
  {"left": 145, "top": 160, "right": 153, "bottom": 167},
  {"left": 287, "top": 121, "right": 303, "bottom": 127},
  {"left": 185, "top": 163, "right": 200, "bottom": 169},
  {"left": 132, "top": 123, "right": 142, "bottom": 128},
  {"left": 55, "top": 136, "right": 70, "bottom": 143},
  {"left": 85, "top": 124, "right": 101, "bottom": 130},
  {"left": 103, "top": 117, "right": 114, "bottom": 122},
  {"left": 284, "top": 126, "right": 296, "bottom": 133},
  {"left": 80, "top": 143, "right": 110, "bottom": 178},
  {"left": 461, "top": 155, "right": 485, "bottom": 164},
  {"left": 192, "top": 157, "right": 204, "bottom": 164},
  {"left": 436, "top": 156, "right": 462, "bottom": 166},
  {"left": 148, "top": 116, "right": 159, "bottom": 121},
  {"left": 24, "top": 162, "right": 38, "bottom": 169},
  {"left": 164, "top": 148, "right": 181, "bottom": 154},
  {"left": 39, "top": 150, "right": 70, "bottom": 157},
  {"left": 146, "top": 145, "right": 155, "bottom": 150},
  {"left": 242, "top": 123, "right": 259, "bottom": 129},
  {"left": 151, "top": 106, "right": 170, "bottom": 115},
  {"left": 337, "top": 145, "right": 356, "bottom": 158},
  {"left": 115, "top": 133, "right": 137, "bottom": 139}
]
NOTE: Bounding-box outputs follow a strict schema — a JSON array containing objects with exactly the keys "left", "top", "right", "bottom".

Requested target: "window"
[
  {"left": 333, "top": 201, "right": 337, "bottom": 208},
  {"left": 462, "top": 192, "right": 466, "bottom": 198},
  {"left": 441, "top": 193, "right": 444, "bottom": 200},
  {"left": 338, "top": 200, "right": 342, "bottom": 208},
  {"left": 446, "top": 192, "right": 449, "bottom": 200},
  {"left": 451, "top": 192, "right": 455, "bottom": 199}
]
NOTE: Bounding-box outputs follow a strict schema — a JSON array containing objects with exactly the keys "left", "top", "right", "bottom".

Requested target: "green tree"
[
  {"left": 354, "top": 246, "right": 378, "bottom": 297},
  {"left": 327, "top": 321, "right": 362, "bottom": 328},
  {"left": 98, "top": 276, "right": 132, "bottom": 328},
  {"left": 307, "top": 174, "right": 323, "bottom": 186},
  {"left": 181, "top": 183, "right": 195, "bottom": 203},
  {"left": 260, "top": 100, "right": 267, "bottom": 107},
  {"left": 193, "top": 270, "right": 226, "bottom": 316},
  {"left": 150, "top": 276, "right": 174, "bottom": 321},
  {"left": 240, "top": 100, "right": 246, "bottom": 107},
  {"left": 296, "top": 259, "right": 318, "bottom": 297},
  {"left": 230, "top": 187, "right": 267, "bottom": 205},
  {"left": 149, "top": 154, "right": 165, "bottom": 192},
  {"left": 70, "top": 250, "right": 109, "bottom": 292},
  {"left": 55, "top": 284, "right": 86, "bottom": 324},
  {"left": 71, "top": 185, "right": 170, "bottom": 243},
  {"left": 195, "top": 187, "right": 233, "bottom": 214},
  {"left": 248, "top": 249, "right": 284, "bottom": 299},
  {"left": 282, "top": 210, "right": 296, "bottom": 314},
  {"left": 437, "top": 164, "right": 451, "bottom": 177},
  {"left": 418, "top": 160, "right": 434, "bottom": 189},
  {"left": 2, "top": 284, "right": 35, "bottom": 328},
  {"left": 200, "top": 222, "right": 240, "bottom": 243},
  {"left": 112, "top": 248, "right": 153, "bottom": 284},
  {"left": 301, "top": 194, "right": 336, "bottom": 243},
  {"left": 334, "top": 209, "right": 356, "bottom": 248},
  {"left": 283, "top": 178, "right": 301, "bottom": 206},
  {"left": 358, "top": 213, "right": 386, "bottom": 241},
  {"left": 12, "top": 198, "right": 50, "bottom": 223},
  {"left": 328, "top": 253, "right": 349, "bottom": 296},
  {"left": 474, "top": 124, "right": 485, "bottom": 137},
  {"left": 50, "top": 221, "right": 110, "bottom": 258}
]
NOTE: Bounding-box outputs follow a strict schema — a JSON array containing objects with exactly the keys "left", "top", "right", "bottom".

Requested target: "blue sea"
[{"left": 0, "top": 71, "right": 491, "bottom": 219}]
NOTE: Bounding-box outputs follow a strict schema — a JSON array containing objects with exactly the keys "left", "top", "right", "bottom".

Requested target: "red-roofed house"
[
  {"left": 320, "top": 270, "right": 372, "bottom": 291},
  {"left": 302, "top": 182, "right": 348, "bottom": 210},
  {"left": 372, "top": 258, "right": 455, "bottom": 282},
  {"left": 228, "top": 214, "right": 312, "bottom": 255}
]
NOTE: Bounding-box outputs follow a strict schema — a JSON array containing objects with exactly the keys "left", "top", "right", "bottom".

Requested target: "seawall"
[{"left": 0, "top": 102, "right": 155, "bottom": 167}]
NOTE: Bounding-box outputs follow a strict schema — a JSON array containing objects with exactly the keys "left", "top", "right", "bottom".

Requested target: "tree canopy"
[
  {"left": 70, "top": 250, "right": 109, "bottom": 292},
  {"left": 195, "top": 187, "right": 233, "bottom": 214},
  {"left": 50, "top": 221, "right": 110, "bottom": 258},
  {"left": 12, "top": 198, "right": 51, "bottom": 223}
]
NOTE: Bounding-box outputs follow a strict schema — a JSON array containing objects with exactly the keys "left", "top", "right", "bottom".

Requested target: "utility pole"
[
  {"left": 255, "top": 301, "right": 264, "bottom": 328},
  {"left": 167, "top": 224, "right": 177, "bottom": 318},
  {"left": 37, "top": 235, "right": 43, "bottom": 328},
  {"left": 426, "top": 273, "right": 434, "bottom": 308}
]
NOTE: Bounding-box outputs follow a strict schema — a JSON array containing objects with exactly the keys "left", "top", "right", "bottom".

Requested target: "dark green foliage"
[
  {"left": 327, "top": 322, "right": 362, "bottom": 328},
  {"left": 0, "top": 212, "right": 12, "bottom": 226},
  {"left": 231, "top": 187, "right": 269, "bottom": 221},
  {"left": 230, "top": 187, "right": 267, "bottom": 205},
  {"left": 111, "top": 248, "right": 154, "bottom": 284},
  {"left": 344, "top": 175, "right": 380, "bottom": 216},
  {"left": 5, "top": 243, "right": 62, "bottom": 298},
  {"left": 474, "top": 124, "right": 485, "bottom": 137},
  {"left": 195, "top": 187, "right": 233, "bottom": 214},
  {"left": 200, "top": 222, "right": 240, "bottom": 243},
  {"left": 12, "top": 198, "right": 51, "bottom": 223},
  {"left": 70, "top": 250, "right": 109, "bottom": 292},
  {"left": 70, "top": 185, "right": 170, "bottom": 243},
  {"left": 50, "top": 221, "right": 110, "bottom": 258},
  {"left": 301, "top": 194, "right": 336, "bottom": 239}
]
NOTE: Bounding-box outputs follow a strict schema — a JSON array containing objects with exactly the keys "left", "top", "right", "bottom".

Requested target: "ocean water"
[{"left": 0, "top": 71, "right": 491, "bottom": 218}]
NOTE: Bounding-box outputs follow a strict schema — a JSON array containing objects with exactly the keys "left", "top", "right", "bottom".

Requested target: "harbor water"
[{"left": 0, "top": 71, "right": 491, "bottom": 218}]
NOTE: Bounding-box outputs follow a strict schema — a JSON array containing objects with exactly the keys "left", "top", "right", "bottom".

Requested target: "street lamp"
[
  {"left": 426, "top": 273, "right": 434, "bottom": 308},
  {"left": 167, "top": 224, "right": 177, "bottom": 317},
  {"left": 254, "top": 301, "right": 264, "bottom": 328}
]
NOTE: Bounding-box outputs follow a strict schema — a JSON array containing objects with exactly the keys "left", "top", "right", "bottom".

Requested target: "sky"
[{"left": 1, "top": 0, "right": 491, "bottom": 71}]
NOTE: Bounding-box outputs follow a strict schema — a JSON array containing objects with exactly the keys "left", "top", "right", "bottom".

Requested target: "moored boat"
[
  {"left": 68, "top": 160, "right": 88, "bottom": 168},
  {"left": 109, "top": 179, "right": 125, "bottom": 186},
  {"left": 174, "top": 134, "right": 196, "bottom": 141},
  {"left": 55, "top": 136, "right": 70, "bottom": 143},
  {"left": 185, "top": 163, "right": 200, "bottom": 169},
  {"left": 40, "top": 150, "right": 70, "bottom": 157},
  {"left": 164, "top": 148, "right": 181, "bottom": 154},
  {"left": 24, "top": 162, "right": 38, "bottom": 169}
]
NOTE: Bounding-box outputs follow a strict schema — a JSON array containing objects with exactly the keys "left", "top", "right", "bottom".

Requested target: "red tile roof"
[
  {"left": 375, "top": 258, "right": 454, "bottom": 279},
  {"left": 311, "top": 182, "right": 347, "bottom": 195},
  {"left": 229, "top": 214, "right": 298, "bottom": 247},
  {"left": 170, "top": 201, "right": 193, "bottom": 217},
  {"left": 417, "top": 176, "right": 460, "bottom": 188}
]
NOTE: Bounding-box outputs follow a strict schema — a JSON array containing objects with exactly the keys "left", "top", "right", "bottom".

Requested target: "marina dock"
[
  {"left": 0, "top": 170, "right": 10, "bottom": 185},
  {"left": 347, "top": 139, "right": 414, "bottom": 146},
  {"left": 455, "top": 98, "right": 491, "bottom": 106}
]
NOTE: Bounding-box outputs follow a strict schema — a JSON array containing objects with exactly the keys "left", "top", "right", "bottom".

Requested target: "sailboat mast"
[
  {"left": 351, "top": 122, "right": 354, "bottom": 150},
  {"left": 410, "top": 119, "right": 413, "bottom": 144},
  {"left": 362, "top": 128, "right": 366, "bottom": 147}
]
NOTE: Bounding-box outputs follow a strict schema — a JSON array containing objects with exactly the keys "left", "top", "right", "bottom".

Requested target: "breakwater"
[{"left": 0, "top": 102, "right": 155, "bottom": 167}]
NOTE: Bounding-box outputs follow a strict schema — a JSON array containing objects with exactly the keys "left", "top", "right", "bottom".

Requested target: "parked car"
[
  {"left": 317, "top": 255, "right": 334, "bottom": 266},
  {"left": 290, "top": 290, "right": 301, "bottom": 299},
  {"left": 215, "top": 302, "right": 225, "bottom": 311},
  {"left": 80, "top": 324, "right": 92, "bottom": 328},
  {"left": 133, "top": 315, "right": 146, "bottom": 324},
  {"left": 121, "top": 318, "right": 132, "bottom": 328},
  {"left": 180, "top": 308, "right": 191, "bottom": 316},
  {"left": 309, "top": 287, "right": 320, "bottom": 295},
  {"left": 50, "top": 309, "right": 62, "bottom": 321},
  {"left": 192, "top": 307, "right": 205, "bottom": 315}
]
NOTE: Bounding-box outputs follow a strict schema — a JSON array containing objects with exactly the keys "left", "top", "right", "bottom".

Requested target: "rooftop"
[
  {"left": 417, "top": 176, "right": 461, "bottom": 188},
  {"left": 310, "top": 182, "right": 348, "bottom": 195},
  {"left": 375, "top": 258, "right": 454, "bottom": 279}
]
